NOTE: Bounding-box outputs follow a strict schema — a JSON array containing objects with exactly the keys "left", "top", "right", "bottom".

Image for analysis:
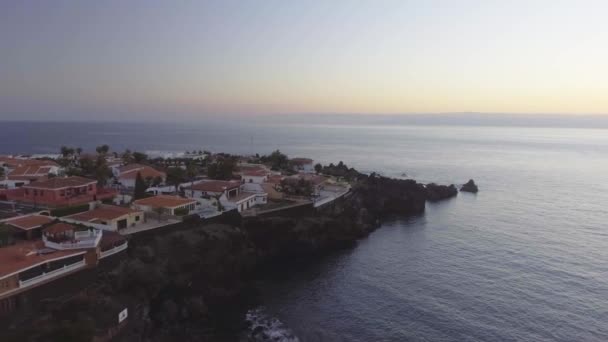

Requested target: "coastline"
[{"left": 1, "top": 171, "right": 461, "bottom": 341}]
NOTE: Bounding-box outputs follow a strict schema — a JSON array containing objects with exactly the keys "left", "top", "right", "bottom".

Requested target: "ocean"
[{"left": 3, "top": 121, "right": 608, "bottom": 341}]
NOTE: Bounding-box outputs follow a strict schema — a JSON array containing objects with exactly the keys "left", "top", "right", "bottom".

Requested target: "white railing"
[
  {"left": 60, "top": 217, "right": 112, "bottom": 231},
  {"left": 43, "top": 231, "right": 102, "bottom": 250},
  {"left": 100, "top": 242, "right": 128, "bottom": 259},
  {"left": 19, "top": 259, "right": 86, "bottom": 287},
  {"left": 74, "top": 230, "right": 101, "bottom": 239}
]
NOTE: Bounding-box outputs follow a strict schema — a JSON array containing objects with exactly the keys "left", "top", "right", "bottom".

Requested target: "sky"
[{"left": 1, "top": 0, "right": 608, "bottom": 122}]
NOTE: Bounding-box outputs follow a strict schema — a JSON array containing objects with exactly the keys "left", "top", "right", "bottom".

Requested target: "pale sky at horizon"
[{"left": 1, "top": 0, "right": 608, "bottom": 121}]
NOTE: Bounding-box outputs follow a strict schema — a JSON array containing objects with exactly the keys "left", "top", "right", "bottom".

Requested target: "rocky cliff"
[{"left": 2, "top": 175, "right": 452, "bottom": 342}]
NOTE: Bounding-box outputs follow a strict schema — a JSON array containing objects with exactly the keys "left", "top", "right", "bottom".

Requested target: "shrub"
[
  {"left": 173, "top": 207, "right": 189, "bottom": 216},
  {"left": 50, "top": 204, "right": 90, "bottom": 217}
]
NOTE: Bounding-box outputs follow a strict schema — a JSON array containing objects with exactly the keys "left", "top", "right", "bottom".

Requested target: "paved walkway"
[
  {"left": 119, "top": 219, "right": 180, "bottom": 235},
  {"left": 314, "top": 186, "right": 350, "bottom": 208}
]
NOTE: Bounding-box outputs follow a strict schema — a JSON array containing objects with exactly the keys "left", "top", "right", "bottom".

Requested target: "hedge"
[
  {"left": 173, "top": 207, "right": 189, "bottom": 216},
  {"left": 50, "top": 204, "right": 90, "bottom": 217}
]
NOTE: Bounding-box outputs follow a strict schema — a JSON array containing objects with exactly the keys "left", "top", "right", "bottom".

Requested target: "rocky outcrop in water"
[
  {"left": 425, "top": 183, "right": 458, "bottom": 202},
  {"left": 460, "top": 179, "right": 479, "bottom": 193}
]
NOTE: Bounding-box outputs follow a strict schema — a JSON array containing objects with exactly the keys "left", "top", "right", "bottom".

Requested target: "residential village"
[{"left": 0, "top": 147, "right": 351, "bottom": 316}]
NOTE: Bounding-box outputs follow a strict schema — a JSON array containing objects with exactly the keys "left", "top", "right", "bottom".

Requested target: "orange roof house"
[
  {"left": 132, "top": 195, "right": 197, "bottom": 216},
  {"left": 65, "top": 205, "right": 143, "bottom": 231},
  {"left": 117, "top": 164, "right": 166, "bottom": 188},
  {"left": 7, "top": 176, "right": 115, "bottom": 207},
  {"left": 5, "top": 215, "right": 53, "bottom": 231}
]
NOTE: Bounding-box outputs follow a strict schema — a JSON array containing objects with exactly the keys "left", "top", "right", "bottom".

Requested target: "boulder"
[
  {"left": 425, "top": 183, "right": 458, "bottom": 202},
  {"left": 460, "top": 179, "right": 479, "bottom": 193}
]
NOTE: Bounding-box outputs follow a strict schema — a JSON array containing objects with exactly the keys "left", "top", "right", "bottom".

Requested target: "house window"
[
  {"left": 88, "top": 184, "right": 93, "bottom": 191},
  {"left": 135, "top": 216, "right": 140, "bottom": 222},
  {"left": 33, "top": 190, "right": 38, "bottom": 196},
  {"left": 60, "top": 190, "right": 65, "bottom": 196},
  {"left": 24, "top": 189, "right": 29, "bottom": 195},
  {"left": 40, "top": 190, "right": 44, "bottom": 196}
]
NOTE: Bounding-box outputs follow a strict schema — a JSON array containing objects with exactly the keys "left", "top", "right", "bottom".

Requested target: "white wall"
[{"left": 242, "top": 175, "right": 267, "bottom": 184}]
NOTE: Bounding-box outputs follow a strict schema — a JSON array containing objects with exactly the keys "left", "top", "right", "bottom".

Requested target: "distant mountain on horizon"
[
  {"left": 2, "top": 112, "right": 608, "bottom": 129},
  {"left": 247, "top": 113, "right": 608, "bottom": 129}
]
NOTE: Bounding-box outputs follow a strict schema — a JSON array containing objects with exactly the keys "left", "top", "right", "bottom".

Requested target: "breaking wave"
[{"left": 243, "top": 307, "right": 299, "bottom": 342}]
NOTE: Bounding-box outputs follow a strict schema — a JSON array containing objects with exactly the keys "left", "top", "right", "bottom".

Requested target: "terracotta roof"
[
  {"left": 67, "top": 205, "right": 142, "bottom": 222},
  {"left": 44, "top": 222, "right": 76, "bottom": 235},
  {"left": 0, "top": 157, "right": 58, "bottom": 168},
  {"left": 118, "top": 163, "right": 147, "bottom": 173},
  {"left": 0, "top": 241, "right": 86, "bottom": 280},
  {"left": 24, "top": 176, "right": 96, "bottom": 190},
  {"left": 6, "top": 175, "right": 49, "bottom": 182},
  {"left": 5, "top": 215, "right": 54, "bottom": 230},
  {"left": 188, "top": 180, "right": 240, "bottom": 193},
  {"left": 133, "top": 195, "right": 196, "bottom": 209},
  {"left": 7, "top": 165, "right": 54, "bottom": 181},
  {"left": 243, "top": 169, "right": 269, "bottom": 177},
  {"left": 118, "top": 164, "right": 166, "bottom": 180}
]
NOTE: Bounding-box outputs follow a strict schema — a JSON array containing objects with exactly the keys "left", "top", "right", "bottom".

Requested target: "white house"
[
  {"left": 240, "top": 183, "right": 269, "bottom": 205},
  {"left": 184, "top": 180, "right": 240, "bottom": 199},
  {"left": 290, "top": 158, "right": 314, "bottom": 173},
  {"left": 117, "top": 164, "right": 166, "bottom": 189},
  {"left": 241, "top": 169, "right": 269, "bottom": 184},
  {"left": 0, "top": 163, "right": 60, "bottom": 189},
  {"left": 62, "top": 204, "right": 144, "bottom": 231},
  {"left": 220, "top": 183, "right": 268, "bottom": 212}
]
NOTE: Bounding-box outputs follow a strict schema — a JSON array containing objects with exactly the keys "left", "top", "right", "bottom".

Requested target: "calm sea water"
[{"left": 3, "top": 121, "right": 608, "bottom": 341}]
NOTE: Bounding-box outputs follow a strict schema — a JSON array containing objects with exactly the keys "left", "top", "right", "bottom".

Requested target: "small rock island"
[{"left": 460, "top": 179, "right": 479, "bottom": 193}]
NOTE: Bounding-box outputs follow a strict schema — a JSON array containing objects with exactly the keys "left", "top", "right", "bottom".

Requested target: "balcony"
[
  {"left": 43, "top": 230, "right": 102, "bottom": 250},
  {"left": 19, "top": 259, "right": 86, "bottom": 288}
]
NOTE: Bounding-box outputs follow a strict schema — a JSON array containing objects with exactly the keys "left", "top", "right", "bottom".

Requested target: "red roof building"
[
  {"left": 184, "top": 180, "right": 240, "bottom": 198},
  {"left": 7, "top": 176, "right": 116, "bottom": 207}
]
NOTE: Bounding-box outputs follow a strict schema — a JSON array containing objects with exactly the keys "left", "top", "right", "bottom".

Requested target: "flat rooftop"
[
  {"left": 4, "top": 215, "right": 54, "bottom": 230},
  {"left": 133, "top": 195, "right": 196, "bottom": 208},
  {"left": 67, "top": 205, "right": 141, "bottom": 223}
]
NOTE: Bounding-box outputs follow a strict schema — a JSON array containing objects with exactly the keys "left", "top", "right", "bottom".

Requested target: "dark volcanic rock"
[
  {"left": 2, "top": 174, "right": 432, "bottom": 342},
  {"left": 425, "top": 183, "right": 458, "bottom": 202},
  {"left": 354, "top": 174, "right": 427, "bottom": 216},
  {"left": 460, "top": 179, "right": 479, "bottom": 193}
]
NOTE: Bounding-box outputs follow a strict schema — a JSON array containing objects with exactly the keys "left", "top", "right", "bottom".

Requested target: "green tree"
[
  {"left": 314, "top": 163, "right": 323, "bottom": 174},
  {"left": 94, "top": 155, "right": 112, "bottom": 186},
  {"left": 166, "top": 167, "right": 186, "bottom": 192},
  {"left": 261, "top": 150, "right": 289, "bottom": 170},
  {"left": 186, "top": 161, "right": 199, "bottom": 181},
  {"left": 95, "top": 144, "right": 110, "bottom": 155},
  {"left": 207, "top": 158, "right": 235, "bottom": 180},
  {"left": 152, "top": 176, "right": 163, "bottom": 186},
  {"left": 78, "top": 155, "right": 96, "bottom": 175},
  {"left": 134, "top": 172, "right": 147, "bottom": 199},
  {"left": 0, "top": 167, "right": 5, "bottom": 179},
  {"left": 60, "top": 146, "right": 74, "bottom": 158},
  {"left": 122, "top": 149, "right": 133, "bottom": 164},
  {"left": 133, "top": 151, "right": 148, "bottom": 163}
]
